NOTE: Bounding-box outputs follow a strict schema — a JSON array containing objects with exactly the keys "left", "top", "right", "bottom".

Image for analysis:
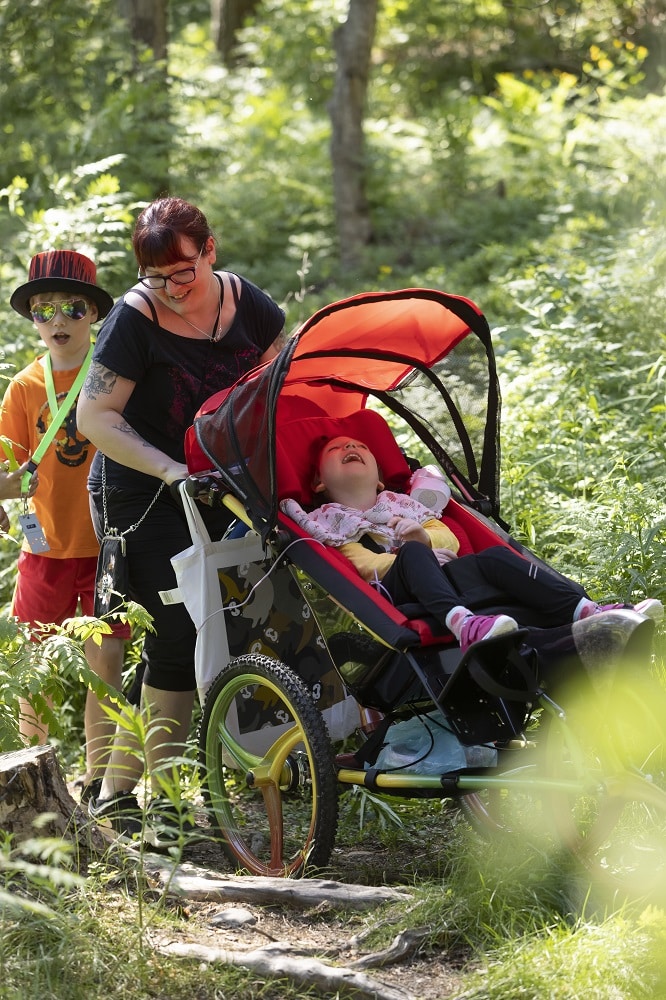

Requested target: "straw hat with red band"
[{"left": 10, "top": 250, "right": 114, "bottom": 321}]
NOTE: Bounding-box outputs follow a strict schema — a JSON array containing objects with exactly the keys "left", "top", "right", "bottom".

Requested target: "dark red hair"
[{"left": 132, "top": 197, "right": 214, "bottom": 270}]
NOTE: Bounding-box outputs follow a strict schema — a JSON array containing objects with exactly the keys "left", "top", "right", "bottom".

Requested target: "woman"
[{"left": 77, "top": 197, "right": 286, "bottom": 842}]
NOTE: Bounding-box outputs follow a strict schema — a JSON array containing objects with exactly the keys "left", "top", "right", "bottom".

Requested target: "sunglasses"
[{"left": 30, "top": 299, "right": 90, "bottom": 324}]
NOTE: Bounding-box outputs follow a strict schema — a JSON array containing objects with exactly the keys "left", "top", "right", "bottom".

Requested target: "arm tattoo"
[
  {"left": 272, "top": 328, "right": 289, "bottom": 351},
  {"left": 112, "top": 419, "right": 159, "bottom": 451},
  {"left": 111, "top": 419, "right": 143, "bottom": 441},
  {"left": 82, "top": 361, "right": 118, "bottom": 399}
]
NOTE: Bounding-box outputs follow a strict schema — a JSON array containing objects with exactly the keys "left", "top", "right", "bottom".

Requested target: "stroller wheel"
[
  {"left": 198, "top": 653, "right": 338, "bottom": 877},
  {"left": 280, "top": 750, "right": 310, "bottom": 795},
  {"left": 457, "top": 752, "right": 542, "bottom": 839}
]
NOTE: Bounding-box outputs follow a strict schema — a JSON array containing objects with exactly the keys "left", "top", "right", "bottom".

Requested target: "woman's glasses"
[
  {"left": 137, "top": 244, "right": 205, "bottom": 290},
  {"left": 30, "top": 299, "right": 90, "bottom": 324}
]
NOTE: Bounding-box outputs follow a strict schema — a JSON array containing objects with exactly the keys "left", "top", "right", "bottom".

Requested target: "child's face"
[
  {"left": 314, "top": 437, "right": 381, "bottom": 499},
  {"left": 29, "top": 291, "right": 96, "bottom": 359}
]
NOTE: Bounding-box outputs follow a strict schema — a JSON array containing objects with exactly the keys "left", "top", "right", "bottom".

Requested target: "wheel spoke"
[{"left": 261, "top": 782, "right": 285, "bottom": 870}]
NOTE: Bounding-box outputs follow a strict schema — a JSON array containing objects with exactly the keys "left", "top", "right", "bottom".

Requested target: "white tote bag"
[
  {"left": 160, "top": 484, "right": 265, "bottom": 702},
  {"left": 161, "top": 484, "right": 359, "bottom": 747}
]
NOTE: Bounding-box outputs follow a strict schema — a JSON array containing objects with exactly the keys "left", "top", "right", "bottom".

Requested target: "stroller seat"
[
  {"left": 274, "top": 404, "right": 460, "bottom": 643},
  {"left": 272, "top": 404, "right": 541, "bottom": 722}
]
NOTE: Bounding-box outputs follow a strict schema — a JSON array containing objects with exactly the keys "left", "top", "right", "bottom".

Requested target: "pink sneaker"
[
  {"left": 459, "top": 614, "right": 519, "bottom": 653},
  {"left": 578, "top": 599, "right": 664, "bottom": 622},
  {"left": 633, "top": 598, "right": 664, "bottom": 622}
]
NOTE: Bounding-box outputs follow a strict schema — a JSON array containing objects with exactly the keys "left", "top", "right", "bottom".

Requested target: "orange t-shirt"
[{"left": 0, "top": 355, "right": 99, "bottom": 558}]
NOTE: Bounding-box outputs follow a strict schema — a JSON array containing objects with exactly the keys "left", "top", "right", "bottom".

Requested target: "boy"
[
  {"left": 281, "top": 435, "right": 663, "bottom": 649},
  {"left": 3, "top": 250, "right": 131, "bottom": 801}
]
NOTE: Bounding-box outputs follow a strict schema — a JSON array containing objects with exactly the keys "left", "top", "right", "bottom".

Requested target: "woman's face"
[{"left": 139, "top": 237, "right": 215, "bottom": 311}]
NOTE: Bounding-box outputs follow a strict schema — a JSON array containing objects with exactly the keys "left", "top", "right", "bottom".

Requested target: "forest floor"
[
  {"left": 166, "top": 818, "right": 468, "bottom": 1000},
  {"left": 74, "top": 782, "right": 472, "bottom": 1000}
]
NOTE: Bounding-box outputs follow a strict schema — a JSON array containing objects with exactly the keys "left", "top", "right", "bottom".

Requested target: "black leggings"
[{"left": 379, "top": 543, "right": 588, "bottom": 629}]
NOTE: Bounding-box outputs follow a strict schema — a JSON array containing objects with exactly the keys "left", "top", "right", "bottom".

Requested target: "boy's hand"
[
  {"left": 0, "top": 462, "right": 38, "bottom": 501},
  {"left": 0, "top": 505, "right": 8, "bottom": 533},
  {"left": 388, "top": 515, "right": 429, "bottom": 546}
]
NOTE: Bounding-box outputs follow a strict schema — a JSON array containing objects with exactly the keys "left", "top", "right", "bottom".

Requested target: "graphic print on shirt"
[
  {"left": 166, "top": 349, "right": 262, "bottom": 442},
  {"left": 36, "top": 394, "right": 89, "bottom": 467}
]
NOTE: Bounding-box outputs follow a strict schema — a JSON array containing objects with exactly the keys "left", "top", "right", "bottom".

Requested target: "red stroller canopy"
[{"left": 190, "top": 288, "right": 502, "bottom": 537}]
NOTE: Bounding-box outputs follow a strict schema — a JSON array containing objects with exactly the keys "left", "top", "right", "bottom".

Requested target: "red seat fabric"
[{"left": 274, "top": 404, "right": 412, "bottom": 507}]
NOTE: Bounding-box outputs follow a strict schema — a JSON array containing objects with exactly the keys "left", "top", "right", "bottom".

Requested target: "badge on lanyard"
[{"left": 18, "top": 510, "right": 50, "bottom": 553}]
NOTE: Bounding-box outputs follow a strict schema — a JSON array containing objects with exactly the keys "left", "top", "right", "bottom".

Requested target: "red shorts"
[{"left": 12, "top": 551, "right": 131, "bottom": 640}]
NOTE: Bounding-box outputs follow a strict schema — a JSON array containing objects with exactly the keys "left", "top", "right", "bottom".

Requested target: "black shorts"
[{"left": 89, "top": 484, "right": 232, "bottom": 691}]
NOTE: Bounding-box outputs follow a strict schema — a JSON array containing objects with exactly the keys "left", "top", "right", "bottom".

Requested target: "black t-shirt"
[{"left": 88, "top": 273, "right": 284, "bottom": 491}]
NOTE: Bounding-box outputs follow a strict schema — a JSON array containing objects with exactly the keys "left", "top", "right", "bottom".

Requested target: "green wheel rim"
[{"left": 199, "top": 654, "right": 338, "bottom": 876}]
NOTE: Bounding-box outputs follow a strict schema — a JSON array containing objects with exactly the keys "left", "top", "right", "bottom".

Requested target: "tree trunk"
[
  {"left": 211, "top": 0, "right": 261, "bottom": 65},
  {"left": 0, "top": 745, "right": 108, "bottom": 854},
  {"left": 117, "top": 0, "right": 171, "bottom": 196},
  {"left": 329, "top": 0, "right": 379, "bottom": 272},
  {"left": 118, "top": 0, "right": 167, "bottom": 62}
]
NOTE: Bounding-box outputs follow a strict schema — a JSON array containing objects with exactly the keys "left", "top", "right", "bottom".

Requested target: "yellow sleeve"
[
  {"left": 339, "top": 519, "right": 459, "bottom": 582},
  {"left": 338, "top": 541, "right": 396, "bottom": 582},
  {"left": 423, "top": 518, "right": 460, "bottom": 553}
]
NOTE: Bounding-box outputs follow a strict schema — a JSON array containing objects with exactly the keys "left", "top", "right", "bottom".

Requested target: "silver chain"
[
  {"left": 101, "top": 455, "right": 165, "bottom": 538},
  {"left": 167, "top": 274, "right": 224, "bottom": 342}
]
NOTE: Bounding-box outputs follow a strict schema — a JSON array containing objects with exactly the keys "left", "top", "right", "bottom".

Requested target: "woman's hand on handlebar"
[{"left": 163, "top": 462, "right": 189, "bottom": 487}]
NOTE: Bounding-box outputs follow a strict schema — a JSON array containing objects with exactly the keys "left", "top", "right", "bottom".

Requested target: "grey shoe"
[
  {"left": 143, "top": 797, "right": 200, "bottom": 849},
  {"left": 88, "top": 791, "right": 143, "bottom": 840}
]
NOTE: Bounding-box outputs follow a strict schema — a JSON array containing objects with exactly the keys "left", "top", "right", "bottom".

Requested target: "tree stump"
[{"left": 0, "top": 745, "right": 108, "bottom": 854}]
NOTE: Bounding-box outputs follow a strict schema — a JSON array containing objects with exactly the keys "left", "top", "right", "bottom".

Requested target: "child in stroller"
[{"left": 281, "top": 433, "right": 663, "bottom": 650}]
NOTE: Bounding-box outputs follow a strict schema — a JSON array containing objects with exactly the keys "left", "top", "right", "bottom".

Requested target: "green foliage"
[
  {"left": 0, "top": 11, "right": 664, "bottom": 997},
  {"left": 0, "top": 615, "right": 86, "bottom": 752},
  {"left": 0, "top": 828, "right": 259, "bottom": 999},
  {"left": 460, "top": 909, "right": 666, "bottom": 999},
  {"left": 0, "top": 0, "right": 173, "bottom": 206},
  {"left": 230, "top": 0, "right": 347, "bottom": 106},
  {"left": 0, "top": 608, "right": 150, "bottom": 762},
  {"left": 486, "top": 84, "right": 666, "bottom": 591},
  {"left": 338, "top": 784, "right": 405, "bottom": 835}
]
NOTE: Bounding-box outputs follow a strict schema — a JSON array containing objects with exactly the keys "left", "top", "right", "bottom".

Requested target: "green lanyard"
[{"left": 20, "top": 344, "right": 94, "bottom": 495}]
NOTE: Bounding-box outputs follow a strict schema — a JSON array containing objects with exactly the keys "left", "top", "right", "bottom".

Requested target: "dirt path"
[
  {"left": 69, "top": 777, "right": 472, "bottom": 999},
  {"left": 142, "top": 806, "right": 470, "bottom": 1000}
]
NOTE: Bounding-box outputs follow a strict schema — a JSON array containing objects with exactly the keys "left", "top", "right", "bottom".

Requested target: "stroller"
[{"left": 182, "top": 287, "right": 666, "bottom": 891}]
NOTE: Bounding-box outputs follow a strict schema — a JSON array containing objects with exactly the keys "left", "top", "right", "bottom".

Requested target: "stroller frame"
[{"left": 184, "top": 288, "right": 666, "bottom": 891}]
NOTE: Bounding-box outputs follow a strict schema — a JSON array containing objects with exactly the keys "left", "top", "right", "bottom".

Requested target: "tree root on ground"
[
  {"left": 140, "top": 855, "right": 412, "bottom": 909},
  {"left": 155, "top": 938, "right": 419, "bottom": 1000},
  {"left": 349, "top": 927, "right": 432, "bottom": 969},
  {"left": 147, "top": 858, "right": 425, "bottom": 998}
]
